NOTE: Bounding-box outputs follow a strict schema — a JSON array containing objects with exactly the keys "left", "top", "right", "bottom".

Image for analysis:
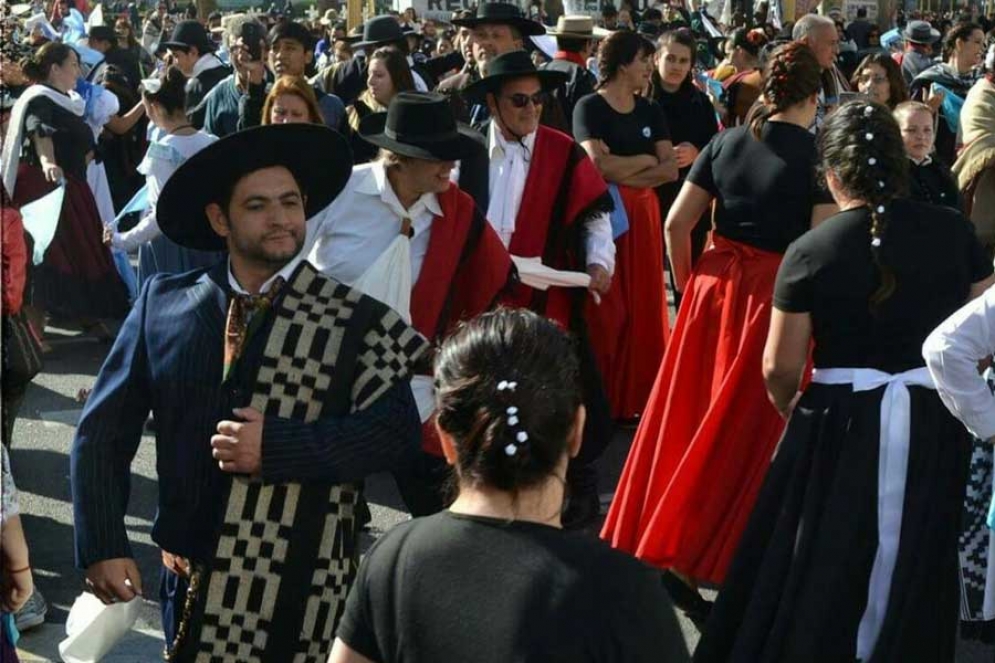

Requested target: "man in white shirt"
[
  {"left": 458, "top": 50, "right": 618, "bottom": 527},
  {"left": 924, "top": 286, "right": 995, "bottom": 443},
  {"left": 307, "top": 91, "right": 514, "bottom": 516}
]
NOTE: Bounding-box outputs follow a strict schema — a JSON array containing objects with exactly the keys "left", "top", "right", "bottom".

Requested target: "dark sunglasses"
[{"left": 504, "top": 91, "right": 546, "bottom": 108}]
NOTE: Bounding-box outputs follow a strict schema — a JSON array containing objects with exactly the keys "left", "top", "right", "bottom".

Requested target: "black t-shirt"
[
  {"left": 773, "top": 199, "right": 992, "bottom": 373},
  {"left": 337, "top": 511, "right": 690, "bottom": 663},
  {"left": 24, "top": 92, "right": 95, "bottom": 180},
  {"left": 573, "top": 93, "right": 670, "bottom": 157},
  {"left": 687, "top": 121, "right": 831, "bottom": 254}
]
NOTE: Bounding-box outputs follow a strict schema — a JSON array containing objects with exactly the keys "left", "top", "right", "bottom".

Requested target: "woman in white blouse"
[{"left": 108, "top": 66, "right": 221, "bottom": 287}]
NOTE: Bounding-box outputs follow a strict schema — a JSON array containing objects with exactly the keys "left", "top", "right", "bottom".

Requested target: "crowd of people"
[{"left": 3, "top": 0, "right": 995, "bottom": 660}]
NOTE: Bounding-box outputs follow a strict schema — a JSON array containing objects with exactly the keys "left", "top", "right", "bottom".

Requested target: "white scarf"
[
  {"left": 486, "top": 125, "right": 531, "bottom": 248},
  {"left": 191, "top": 53, "right": 226, "bottom": 79},
  {"left": 2, "top": 84, "right": 86, "bottom": 198}
]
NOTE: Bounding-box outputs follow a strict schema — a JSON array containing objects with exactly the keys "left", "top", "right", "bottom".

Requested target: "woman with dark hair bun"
[
  {"left": 329, "top": 309, "right": 689, "bottom": 663},
  {"left": 603, "top": 42, "right": 835, "bottom": 622},
  {"left": 2, "top": 42, "right": 129, "bottom": 332},
  {"left": 720, "top": 27, "right": 769, "bottom": 126},
  {"left": 108, "top": 66, "right": 221, "bottom": 287},
  {"left": 573, "top": 29, "right": 679, "bottom": 422},
  {"left": 695, "top": 101, "right": 995, "bottom": 663}
]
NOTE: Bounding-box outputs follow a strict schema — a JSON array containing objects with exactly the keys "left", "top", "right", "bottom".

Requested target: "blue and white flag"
[
  {"left": 111, "top": 184, "right": 149, "bottom": 228},
  {"left": 20, "top": 184, "right": 65, "bottom": 265}
]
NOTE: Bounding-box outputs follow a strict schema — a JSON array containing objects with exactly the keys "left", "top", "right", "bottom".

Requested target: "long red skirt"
[
  {"left": 601, "top": 236, "right": 790, "bottom": 584},
  {"left": 14, "top": 165, "right": 129, "bottom": 320},
  {"left": 586, "top": 185, "right": 670, "bottom": 420}
]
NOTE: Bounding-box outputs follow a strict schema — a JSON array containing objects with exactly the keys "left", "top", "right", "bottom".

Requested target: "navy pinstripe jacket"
[{"left": 71, "top": 260, "right": 420, "bottom": 568}]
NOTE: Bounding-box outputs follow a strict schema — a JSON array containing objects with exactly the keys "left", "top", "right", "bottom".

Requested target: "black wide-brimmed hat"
[
  {"left": 451, "top": 2, "right": 546, "bottom": 37},
  {"left": 162, "top": 19, "right": 214, "bottom": 52},
  {"left": 903, "top": 19, "right": 941, "bottom": 45},
  {"left": 358, "top": 92, "right": 484, "bottom": 162},
  {"left": 353, "top": 15, "right": 405, "bottom": 49},
  {"left": 462, "top": 50, "right": 568, "bottom": 104},
  {"left": 157, "top": 124, "right": 353, "bottom": 251}
]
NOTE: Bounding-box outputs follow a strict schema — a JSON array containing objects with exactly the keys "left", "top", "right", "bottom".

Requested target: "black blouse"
[
  {"left": 687, "top": 121, "right": 831, "bottom": 253},
  {"left": 774, "top": 200, "right": 992, "bottom": 373},
  {"left": 573, "top": 93, "right": 670, "bottom": 157},
  {"left": 652, "top": 80, "right": 720, "bottom": 205},
  {"left": 908, "top": 159, "right": 962, "bottom": 211},
  {"left": 23, "top": 88, "right": 94, "bottom": 180}
]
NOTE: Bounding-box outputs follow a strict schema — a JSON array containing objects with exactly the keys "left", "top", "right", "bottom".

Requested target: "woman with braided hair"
[
  {"left": 694, "top": 101, "right": 995, "bottom": 663},
  {"left": 602, "top": 42, "right": 835, "bottom": 623}
]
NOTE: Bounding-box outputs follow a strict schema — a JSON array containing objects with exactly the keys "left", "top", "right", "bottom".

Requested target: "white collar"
[
  {"left": 227, "top": 253, "right": 303, "bottom": 295},
  {"left": 357, "top": 161, "right": 443, "bottom": 218},
  {"left": 911, "top": 155, "right": 933, "bottom": 166},
  {"left": 488, "top": 121, "right": 537, "bottom": 159},
  {"left": 191, "top": 52, "right": 224, "bottom": 78}
]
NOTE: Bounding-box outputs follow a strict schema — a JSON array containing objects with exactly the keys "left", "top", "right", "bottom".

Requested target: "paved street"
[{"left": 8, "top": 322, "right": 995, "bottom": 661}]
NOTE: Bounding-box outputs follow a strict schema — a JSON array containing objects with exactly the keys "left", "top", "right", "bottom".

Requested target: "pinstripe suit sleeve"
[
  {"left": 261, "top": 381, "right": 421, "bottom": 484},
  {"left": 71, "top": 278, "right": 154, "bottom": 569}
]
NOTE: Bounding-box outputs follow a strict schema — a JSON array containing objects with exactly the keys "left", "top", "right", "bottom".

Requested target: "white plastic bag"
[{"left": 58, "top": 592, "right": 141, "bottom": 663}]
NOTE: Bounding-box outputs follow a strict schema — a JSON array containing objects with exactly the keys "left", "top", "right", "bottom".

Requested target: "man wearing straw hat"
[
  {"left": 307, "top": 91, "right": 514, "bottom": 515},
  {"left": 541, "top": 14, "right": 609, "bottom": 133},
  {"left": 71, "top": 124, "right": 428, "bottom": 660}
]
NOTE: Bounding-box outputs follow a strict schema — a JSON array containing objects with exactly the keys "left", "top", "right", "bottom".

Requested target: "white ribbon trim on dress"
[
  {"left": 2, "top": 85, "right": 86, "bottom": 198},
  {"left": 811, "top": 366, "right": 935, "bottom": 660}
]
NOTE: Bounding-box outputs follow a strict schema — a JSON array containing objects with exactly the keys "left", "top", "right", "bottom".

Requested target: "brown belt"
[{"left": 162, "top": 550, "right": 191, "bottom": 579}]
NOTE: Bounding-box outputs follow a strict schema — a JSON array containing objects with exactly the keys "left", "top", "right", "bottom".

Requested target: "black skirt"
[{"left": 694, "top": 381, "right": 971, "bottom": 663}]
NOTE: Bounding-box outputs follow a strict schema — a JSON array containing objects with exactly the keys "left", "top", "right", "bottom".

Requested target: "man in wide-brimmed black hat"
[
  {"left": 459, "top": 50, "right": 617, "bottom": 528},
  {"left": 162, "top": 19, "right": 231, "bottom": 126},
  {"left": 899, "top": 19, "right": 941, "bottom": 86},
  {"left": 308, "top": 91, "right": 514, "bottom": 516},
  {"left": 437, "top": 1, "right": 546, "bottom": 125},
  {"left": 316, "top": 15, "right": 464, "bottom": 106},
  {"left": 72, "top": 124, "right": 428, "bottom": 659}
]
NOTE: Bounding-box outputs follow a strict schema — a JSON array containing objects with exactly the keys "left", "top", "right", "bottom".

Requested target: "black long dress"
[
  {"left": 694, "top": 200, "right": 993, "bottom": 663},
  {"left": 13, "top": 90, "right": 129, "bottom": 321}
]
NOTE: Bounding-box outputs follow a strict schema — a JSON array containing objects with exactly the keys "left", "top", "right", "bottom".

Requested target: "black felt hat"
[
  {"left": 462, "top": 50, "right": 568, "bottom": 104},
  {"left": 358, "top": 91, "right": 484, "bottom": 162},
  {"left": 353, "top": 15, "right": 405, "bottom": 49},
  {"left": 162, "top": 19, "right": 214, "bottom": 52},
  {"left": 157, "top": 124, "right": 353, "bottom": 251},
  {"left": 451, "top": 2, "right": 546, "bottom": 37},
  {"left": 903, "top": 20, "right": 941, "bottom": 45}
]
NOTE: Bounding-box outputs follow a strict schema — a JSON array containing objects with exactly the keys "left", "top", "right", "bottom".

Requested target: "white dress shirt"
[
  {"left": 923, "top": 286, "right": 995, "bottom": 440},
  {"left": 486, "top": 123, "right": 615, "bottom": 275},
  {"left": 306, "top": 161, "right": 441, "bottom": 287},
  {"left": 227, "top": 251, "right": 304, "bottom": 296},
  {"left": 406, "top": 55, "right": 429, "bottom": 91}
]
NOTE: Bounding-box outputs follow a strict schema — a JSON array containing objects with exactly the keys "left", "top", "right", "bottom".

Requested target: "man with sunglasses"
[{"left": 458, "top": 50, "right": 616, "bottom": 528}]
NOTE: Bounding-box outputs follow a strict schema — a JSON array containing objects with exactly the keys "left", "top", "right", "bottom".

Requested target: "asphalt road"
[{"left": 8, "top": 322, "right": 995, "bottom": 661}]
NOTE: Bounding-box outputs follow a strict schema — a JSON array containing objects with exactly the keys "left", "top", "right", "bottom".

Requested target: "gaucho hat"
[
  {"left": 451, "top": 2, "right": 546, "bottom": 37},
  {"left": 162, "top": 19, "right": 214, "bottom": 52},
  {"left": 157, "top": 124, "right": 353, "bottom": 251},
  {"left": 353, "top": 15, "right": 405, "bottom": 49},
  {"left": 358, "top": 91, "right": 484, "bottom": 162},
  {"left": 462, "top": 50, "right": 568, "bottom": 104}
]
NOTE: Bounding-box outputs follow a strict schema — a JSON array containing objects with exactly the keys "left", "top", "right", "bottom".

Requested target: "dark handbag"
[{"left": 3, "top": 312, "right": 43, "bottom": 387}]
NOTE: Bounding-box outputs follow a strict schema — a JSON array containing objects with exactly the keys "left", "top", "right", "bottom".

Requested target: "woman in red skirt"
[
  {"left": 2, "top": 43, "right": 129, "bottom": 330},
  {"left": 601, "top": 43, "right": 837, "bottom": 614},
  {"left": 573, "top": 30, "right": 679, "bottom": 420}
]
